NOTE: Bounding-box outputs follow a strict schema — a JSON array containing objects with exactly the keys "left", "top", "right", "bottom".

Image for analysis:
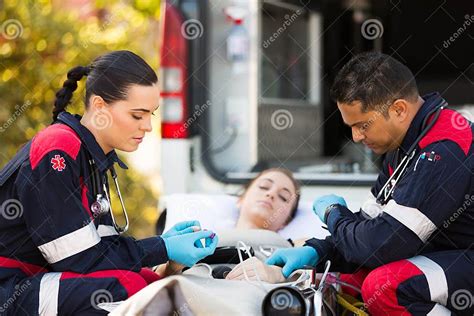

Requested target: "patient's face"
[{"left": 238, "top": 171, "right": 297, "bottom": 231}]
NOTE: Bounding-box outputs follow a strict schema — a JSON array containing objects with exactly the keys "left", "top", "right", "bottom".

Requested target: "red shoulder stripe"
[
  {"left": 30, "top": 124, "right": 81, "bottom": 170},
  {"left": 418, "top": 109, "right": 472, "bottom": 156}
]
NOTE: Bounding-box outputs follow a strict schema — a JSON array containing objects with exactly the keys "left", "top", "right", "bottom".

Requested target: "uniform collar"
[
  {"left": 399, "top": 92, "right": 447, "bottom": 154},
  {"left": 56, "top": 112, "right": 128, "bottom": 172}
]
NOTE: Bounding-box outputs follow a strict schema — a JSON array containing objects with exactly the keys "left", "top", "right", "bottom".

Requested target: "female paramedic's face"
[
  {"left": 89, "top": 84, "right": 160, "bottom": 153},
  {"left": 238, "top": 171, "right": 297, "bottom": 231}
]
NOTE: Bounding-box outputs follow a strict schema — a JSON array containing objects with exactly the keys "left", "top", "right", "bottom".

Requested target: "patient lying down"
[
  {"left": 156, "top": 168, "right": 302, "bottom": 283},
  {"left": 235, "top": 168, "right": 301, "bottom": 232}
]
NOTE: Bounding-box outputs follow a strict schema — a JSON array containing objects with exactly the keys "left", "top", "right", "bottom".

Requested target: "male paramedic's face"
[
  {"left": 94, "top": 84, "right": 160, "bottom": 153},
  {"left": 239, "top": 171, "right": 297, "bottom": 231},
  {"left": 337, "top": 101, "right": 402, "bottom": 155}
]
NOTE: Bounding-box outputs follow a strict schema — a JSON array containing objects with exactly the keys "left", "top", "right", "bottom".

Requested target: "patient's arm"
[
  {"left": 225, "top": 257, "right": 286, "bottom": 283},
  {"left": 154, "top": 260, "right": 185, "bottom": 277}
]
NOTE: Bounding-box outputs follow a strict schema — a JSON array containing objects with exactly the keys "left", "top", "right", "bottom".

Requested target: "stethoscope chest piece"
[
  {"left": 91, "top": 194, "right": 110, "bottom": 217},
  {"left": 88, "top": 155, "right": 129, "bottom": 234}
]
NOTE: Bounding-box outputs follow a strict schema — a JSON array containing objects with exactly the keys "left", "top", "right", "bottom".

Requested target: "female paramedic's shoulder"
[{"left": 0, "top": 50, "right": 217, "bottom": 315}]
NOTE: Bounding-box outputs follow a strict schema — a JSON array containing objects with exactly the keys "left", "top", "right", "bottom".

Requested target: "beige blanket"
[
  {"left": 109, "top": 272, "right": 285, "bottom": 316},
  {"left": 109, "top": 230, "right": 297, "bottom": 315}
]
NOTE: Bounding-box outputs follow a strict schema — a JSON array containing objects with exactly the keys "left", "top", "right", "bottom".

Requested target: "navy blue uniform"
[
  {"left": 0, "top": 112, "right": 167, "bottom": 315},
  {"left": 306, "top": 93, "right": 474, "bottom": 315}
]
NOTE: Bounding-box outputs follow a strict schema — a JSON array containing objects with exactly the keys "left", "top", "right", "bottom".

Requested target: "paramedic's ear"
[
  {"left": 390, "top": 99, "right": 409, "bottom": 122},
  {"left": 89, "top": 95, "right": 107, "bottom": 111}
]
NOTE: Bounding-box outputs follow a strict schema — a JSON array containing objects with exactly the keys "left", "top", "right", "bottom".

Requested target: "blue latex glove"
[
  {"left": 162, "top": 220, "right": 201, "bottom": 239},
  {"left": 266, "top": 246, "right": 319, "bottom": 278},
  {"left": 163, "top": 230, "right": 218, "bottom": 267},
  {"left": 313, "top": 194, "right": 347, "bottom": 224}
]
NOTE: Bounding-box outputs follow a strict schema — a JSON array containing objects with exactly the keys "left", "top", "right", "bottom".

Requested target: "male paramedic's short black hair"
[
  {"left": 330, "top": 52, "right": 419, "bottom": 114},
  {"left": 53, "top": 50, "right": 158, "bottom": 121}
]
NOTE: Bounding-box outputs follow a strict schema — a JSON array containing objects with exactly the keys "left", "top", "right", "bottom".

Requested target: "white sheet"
[{"left": 163, "top": 194, "right": 330, "bottom": 241}]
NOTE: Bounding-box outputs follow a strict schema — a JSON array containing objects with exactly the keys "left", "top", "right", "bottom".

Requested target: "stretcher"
[{"left": 102, "top": 229, "right": 366, "bottom": 315}]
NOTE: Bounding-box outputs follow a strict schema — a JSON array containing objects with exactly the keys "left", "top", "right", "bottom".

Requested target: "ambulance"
[{"left": 158, "top": 0, "right": 474, "bottom": 207}]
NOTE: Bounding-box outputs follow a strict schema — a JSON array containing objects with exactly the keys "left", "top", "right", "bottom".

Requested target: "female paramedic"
[{"left": 0, "top": 50, "right": 218, "bottom": 315}]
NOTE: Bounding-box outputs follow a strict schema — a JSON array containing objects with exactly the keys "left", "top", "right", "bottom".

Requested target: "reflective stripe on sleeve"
[
  {"left": 360, "top": 192, "right": 384, "bottom": 218},
  {"left": 97, "top": 225, "right": 119, "bottom": 237},
  {"left": 384, "top": 200, "right": 437, "bottom": 243},
  {"left": 38, "top": 221, "right": 100, "bottom": 264}
]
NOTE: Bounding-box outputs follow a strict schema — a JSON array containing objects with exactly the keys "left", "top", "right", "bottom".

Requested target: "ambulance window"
[{"left": 261, "top": 3, "right": 309, "bottom": 101}]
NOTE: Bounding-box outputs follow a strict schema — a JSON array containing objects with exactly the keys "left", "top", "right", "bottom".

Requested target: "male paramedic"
[{"left": 267, "top": 52, "right": 474, "bottom": 315}]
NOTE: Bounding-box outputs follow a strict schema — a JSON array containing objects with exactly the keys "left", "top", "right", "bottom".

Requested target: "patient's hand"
[{"left": 225, "top": 257, "right": 285, "bottom": 283}]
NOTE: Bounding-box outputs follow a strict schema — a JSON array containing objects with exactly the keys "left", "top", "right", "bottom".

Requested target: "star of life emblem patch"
[{"left": 51, "top": 154, "right": 66, "bottom": 172}]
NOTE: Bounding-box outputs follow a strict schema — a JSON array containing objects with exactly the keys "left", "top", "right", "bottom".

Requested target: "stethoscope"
[
  {"left": 88, "top": 153, "right": 129, "bottom": 234},
  {"left": 376, "top": 99, "right": 447, "bottom": 205}
]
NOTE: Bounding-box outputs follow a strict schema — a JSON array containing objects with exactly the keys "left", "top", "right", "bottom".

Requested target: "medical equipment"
[
  {"left": 88, "top": 153, "right": 129, "bottom": 234},
  {"left": 261, "top": 261, "right": 331, "bottom": 316},
  {"left": 262, "top": 286, "right": 313, "bottom": 315},
  {"left": 212, "top": 265, "right": 233, "bottom": 279},
  {"left": 376, "top": 98, "right": 446, "bottom": 204},
  {"left": 198, "top": 246, "right": 255, "bottom": 265}
]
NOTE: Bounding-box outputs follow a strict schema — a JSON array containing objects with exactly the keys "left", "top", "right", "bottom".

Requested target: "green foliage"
[{"left": 0, "top": 0, "right": 161, "bottom": 237}]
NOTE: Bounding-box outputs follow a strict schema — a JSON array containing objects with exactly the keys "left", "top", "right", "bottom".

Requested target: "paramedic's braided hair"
[
  {"left": 53, "top": 66, "right": 90, "bottom": 121},
  {"left": 52, "top": 50, "right": 158, "bottom": 121}
]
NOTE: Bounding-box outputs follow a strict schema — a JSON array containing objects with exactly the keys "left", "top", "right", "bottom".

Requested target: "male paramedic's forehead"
[{"left": 337, "top": 101, "right": 372, "bottom": 127}]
